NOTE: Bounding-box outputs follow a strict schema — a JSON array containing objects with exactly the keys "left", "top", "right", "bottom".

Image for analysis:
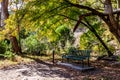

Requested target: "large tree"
[
  {"left": 64, "top": 0, "right": 120, "bottom": 43},
  {"left": 1, "top": 0, "right": 21, "bottom": 53},
  {"left": 65, "top": 0, "right": 120, "bottom": 56},
  {"left": 4, "top": 0, "right": 119, "bottom": 56}
]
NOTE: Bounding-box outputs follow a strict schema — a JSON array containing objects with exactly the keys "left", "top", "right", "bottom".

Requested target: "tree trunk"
[
  {"left": 1, "top": 0, "right": 9, "bottom": 27},
  {"left": 88, "top": 24, "right": 113, "bottom": 57},
  {"left": 0, "top": 12, "right": 2, "bottom": 27},
  {"left": 103, "top": 0, "right": 120, "bottom": 43},
  {"left": 84, "top": 20, "right": 113, "bottom": 57},
  {"left": 1, "top": 0, "right": 22, "bottom": 54},
  {"left": 117, "top": 0, "right": 120, "bottom": 8},
  {"left": 10, "top": 36, "right": 21, "bottom": 54}
]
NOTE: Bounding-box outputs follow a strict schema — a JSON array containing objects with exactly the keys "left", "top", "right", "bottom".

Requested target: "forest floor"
[{"left": 0, "top": 56, "right": 120, "bottom": 80}]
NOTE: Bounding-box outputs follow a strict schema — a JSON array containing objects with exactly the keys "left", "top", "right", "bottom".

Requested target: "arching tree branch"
[
  {"left": 64, "top": 0, "right": 120, "bottom": 15},
  {"left": 73, "top": 13, "right": 94, "bottom": 32}
]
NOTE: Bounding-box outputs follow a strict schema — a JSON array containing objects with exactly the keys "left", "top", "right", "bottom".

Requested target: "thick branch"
[
  {"left": 73, "top": 13, "right": 94, "bottom": 32},
  {"left": 64, "top": 0, "right": 120, "bottom": 16},
  {"left": 64, "top": 0, "right": 105, "bottom": 16},
  {"left": 84, "top": 18, "right": 113, "bottom": 57}
]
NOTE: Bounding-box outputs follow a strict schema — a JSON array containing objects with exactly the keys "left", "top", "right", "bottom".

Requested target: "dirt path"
[
  {"left": 0, "top": 61, "right": 71, "bottom": 80},
  {"left": 0, "top": 60, "right": 120, "bottom": 80}
]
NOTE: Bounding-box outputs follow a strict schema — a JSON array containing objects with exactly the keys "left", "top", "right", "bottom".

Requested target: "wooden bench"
[{"left": 62, "top": 50, "right": 92, "bottom": 67}]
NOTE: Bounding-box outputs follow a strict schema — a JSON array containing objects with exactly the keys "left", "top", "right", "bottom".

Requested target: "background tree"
[{"left": 1, "top": 0, "right": 9, "bottom": 27}]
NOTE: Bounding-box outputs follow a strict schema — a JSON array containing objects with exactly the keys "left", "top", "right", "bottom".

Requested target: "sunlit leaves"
[{"left": 0, "top": 14, "right": 17, "bottom": 37}]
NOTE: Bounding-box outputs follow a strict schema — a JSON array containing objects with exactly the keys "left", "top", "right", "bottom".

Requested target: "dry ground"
[{"left": 0, "top": 59, "right": 120, "bottom": 80}]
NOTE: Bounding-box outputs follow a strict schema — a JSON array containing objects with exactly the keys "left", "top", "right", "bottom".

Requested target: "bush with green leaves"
[
  {"left": 21, "top": 35, "right": 47, "bottom": 55},
  {"left": 0, "top": 39, "right": 14, "bottom": 60},
  {"left": 4, "top": 51, "right": 15, "bottom": 60},
  {"left": 53, "top": 25, "right": 74, "bottom": 53},
  {"left": 65, "top": 47, "right": 78, "bottom": 55},
  {"left": 0, "top": 40, "right": 7, "bottom": 54},
  {"left": 55, "top": 25, "right": 74, "bottom": 45}
]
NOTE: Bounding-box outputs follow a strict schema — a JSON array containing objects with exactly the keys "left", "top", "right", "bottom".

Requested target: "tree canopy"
[{"left": 0, "top": 0, "right": 120, "bottom": 56}]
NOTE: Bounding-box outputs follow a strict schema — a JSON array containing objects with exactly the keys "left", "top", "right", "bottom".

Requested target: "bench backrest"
[{"left": 69, "top": 50, "right": 91, "bottom": 58}]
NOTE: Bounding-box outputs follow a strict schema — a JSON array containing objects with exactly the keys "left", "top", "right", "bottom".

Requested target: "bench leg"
[
  {"left": 88, "top": 58, "right": 90, "bottom": 67},
  {"left": 62, "top": 58, "right": 63, "bottom": 62},
  {"left": 67, "top": 58, "right": 69, "bottom": 63},
  {"left": 81, "top": 60, "right": 84, "bottom": 68}
]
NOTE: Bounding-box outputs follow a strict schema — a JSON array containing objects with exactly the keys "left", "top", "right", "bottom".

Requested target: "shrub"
[
  {"left": 66, "top": 47, "right": 78, "bottom": 55},
  {"left": 0, "top": 40, "right": 7, "bottom": 54},
  {"left": 4, "top": 51, "right": 15, "bottom": 60},
  {"left": 21, "top": 35, "right": 47, "bottom": 55}
]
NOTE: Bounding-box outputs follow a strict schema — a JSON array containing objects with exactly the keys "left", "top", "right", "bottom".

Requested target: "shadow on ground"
[{"left": 1, "top": 54, "right": 120, "bottom": 80}]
